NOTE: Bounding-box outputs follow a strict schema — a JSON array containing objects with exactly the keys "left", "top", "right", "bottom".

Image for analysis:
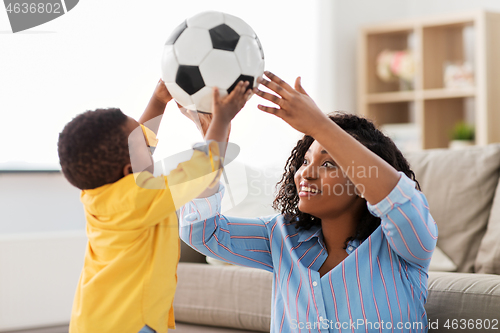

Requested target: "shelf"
[
  {"left": 365, "top": 31, "right": 414, "bottom": 94},
  {"left": 422, "top": 88, "right": 476, "bottom": 100},
  {"left": 366, "top": 88, "right": 475, "bottom": 104},
  {"left": 359, "top": 11, "right": 500, "bottom": 149},
  {"left": 367, "top": 102, "right": 412, "bottom": 126},
  {"left": 366, "top": 91, "right": 415, "bottom": 104}
]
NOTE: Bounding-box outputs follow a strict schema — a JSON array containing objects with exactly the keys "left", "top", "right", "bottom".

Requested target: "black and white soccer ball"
[{"left": 161, "top": 11, "right": 265, "bottom": 113}]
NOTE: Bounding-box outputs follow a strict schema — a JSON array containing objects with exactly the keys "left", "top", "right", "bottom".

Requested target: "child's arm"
[
  {"left": 178, "top": 82, "right": 249, "bottom": 199},
  {"left": 166, "top": 81, "right": 252, "bottom": 205},
  {"left": 138, "top": 79, "right": 172, "bottom": 135},
  {"left": 204, "top": 81, "right": 249, "bottom": 145}
]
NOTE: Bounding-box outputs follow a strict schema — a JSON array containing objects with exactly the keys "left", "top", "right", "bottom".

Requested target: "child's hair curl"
[
  {"left": 58, "top": 108, "right": 130, "bottom": 190},
  {"left": 272, "top": 112, "right": 420, "bottom": 248}
]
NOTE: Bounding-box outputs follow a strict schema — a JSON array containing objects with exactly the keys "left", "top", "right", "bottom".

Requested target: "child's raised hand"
[
  {"left": 253, "top": 71, "right": 329, "bottom": 137},
  {"left": 153, "top": 79, "right": 173, "bottom": 105},
  {"left": 139, "top": 79, "right": 173, "bottom": 130},
  {"left": 212, "top": 81, "right": 252, "bottom": 123}
]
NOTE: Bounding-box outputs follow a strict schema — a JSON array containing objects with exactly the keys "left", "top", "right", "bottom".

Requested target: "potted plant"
[{"left": 449, "top": 121, "right": 475, "bottom": 149}]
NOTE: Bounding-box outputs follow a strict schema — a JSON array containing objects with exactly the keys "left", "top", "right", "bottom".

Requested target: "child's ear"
[{"left": 123, "top": 163, "right": 133, "bottom": 176}]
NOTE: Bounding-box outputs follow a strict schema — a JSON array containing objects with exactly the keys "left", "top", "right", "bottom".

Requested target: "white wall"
[
  {"left": 0, "top": 231, "right": 86, "bottom": 331},
  {"left": 0, "top": 172, "right": 84, "bottom": 233},
  {"left": 0, "top": 0, "right": 321, "bottom": 171},
  {"left": 0, "top": 172, "right": 86, "bottom": 331},
  {"left": 319, "top": 0, "right": 500, "bottom": 114}
]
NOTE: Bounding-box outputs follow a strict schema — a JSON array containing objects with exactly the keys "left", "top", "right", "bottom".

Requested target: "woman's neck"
[{"left": 319, "top": 200, "right": 364, "bottom": 253}]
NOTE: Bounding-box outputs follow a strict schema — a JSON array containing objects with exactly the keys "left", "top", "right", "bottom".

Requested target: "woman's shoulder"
[
  {"left": 256, "top": 213, "right": 287, "bottom": 226},
  {"left": 255, "top": 213, "right": 304, "bottom": 232},
  {"left": 263, "top": 214, "right": 319, "bottom": 239}
]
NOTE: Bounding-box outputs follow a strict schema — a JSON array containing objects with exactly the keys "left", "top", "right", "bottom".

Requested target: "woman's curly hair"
[{"left": 272, "top": 112, "right": 420, "bottom": 248}]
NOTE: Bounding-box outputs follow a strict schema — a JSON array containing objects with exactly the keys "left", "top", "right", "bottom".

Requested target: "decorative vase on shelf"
[
  {"left": 376, "top": 49, "right": 415, "bottom": 91},
  {"left": 399, "top": 78, "right": 414, "bottom": 91},
  {"left": 443, "top": 61, "right": 474, "bottom": 89},
  {"left": 449, "top": 140, "right": 474, "bottom": 150}
]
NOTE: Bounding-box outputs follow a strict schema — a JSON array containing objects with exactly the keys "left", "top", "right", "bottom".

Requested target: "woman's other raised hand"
[{"left": 253, "top": 71, "right": 329, "bottom": 137}]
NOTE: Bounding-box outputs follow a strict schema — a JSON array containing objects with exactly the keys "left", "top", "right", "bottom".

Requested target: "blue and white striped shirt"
[{"left": 180, "top": 172, "right": 437, "bottom": 332}]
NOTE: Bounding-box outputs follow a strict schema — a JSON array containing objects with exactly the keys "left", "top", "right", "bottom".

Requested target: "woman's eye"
[
  {"left": 323, "top": 161, "right": 337, "bottom": 168},
  {"left": 302, "top": 159, "right": 309, "bottom": 165}
]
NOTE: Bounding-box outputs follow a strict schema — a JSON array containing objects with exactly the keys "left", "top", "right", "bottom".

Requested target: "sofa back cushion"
[
  {"left": 175, "top": 263, "right": 272, "bottom": 332},
  {"left": 475, "top": 175, "right": 500, "bottom": 274},
  {"left": 405, "top": 144, "right": 500, "bottom": 273}
]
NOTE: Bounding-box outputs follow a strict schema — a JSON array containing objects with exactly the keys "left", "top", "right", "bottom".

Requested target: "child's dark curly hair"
[
  {"left": 272, "top": 112, "right": 420, "bottom": 248},
  {"left": 58, "top": 108, "right": 130, "bottom": 190}
]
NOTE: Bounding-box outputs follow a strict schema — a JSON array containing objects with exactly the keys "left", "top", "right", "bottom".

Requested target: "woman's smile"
[{"left": 298, "top": 181, "right": 322, "bottom": 197}]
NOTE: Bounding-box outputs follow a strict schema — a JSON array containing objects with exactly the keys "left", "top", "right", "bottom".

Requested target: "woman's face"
[{"left": 294, "top": 140, "right": 360, "bottom": 219}]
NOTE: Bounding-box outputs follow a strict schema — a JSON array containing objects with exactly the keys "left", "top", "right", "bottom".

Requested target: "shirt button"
[
  {"left": 347, "top": 246, "right": 354, "bottom": 251},
  {"left": 313, "top": 281, "right": 318, "bottom": 287},
  {"left": 319, "top": 316, "right": 324, "bottom": 321}
]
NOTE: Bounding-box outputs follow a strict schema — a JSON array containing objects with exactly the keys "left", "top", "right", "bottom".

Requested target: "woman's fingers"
[
  {"left": 253, "top": 88, "right": 283, "bottom": 107},
  {"left": 257, "top": 77, "right": 291, "bottom": 100},
  {"left": 294, "top": 77, "right": 309, "bottom": 96},
  {"left": 264, "top": 71, "right": 295, "bottom": 94},
  {"left": 257, "top": 104, "right": 282, "bottom": 117}
]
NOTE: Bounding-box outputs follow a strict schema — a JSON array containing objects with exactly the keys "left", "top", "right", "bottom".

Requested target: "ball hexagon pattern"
[
  {"left": 161, "top": 11, "right": 265, "bottom": 113},
  {"left": 174, "top": 28, "right": 212, "bottom": 66}
]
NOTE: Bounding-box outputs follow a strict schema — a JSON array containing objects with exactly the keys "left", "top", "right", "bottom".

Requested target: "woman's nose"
[{"left": 302, "top": 164, "right": 318, "bottom": 180}]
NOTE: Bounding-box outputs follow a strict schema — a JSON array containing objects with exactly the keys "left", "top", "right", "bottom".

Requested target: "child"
[{"left": 58, "top": 79, "right": 252, "bottom": 333}]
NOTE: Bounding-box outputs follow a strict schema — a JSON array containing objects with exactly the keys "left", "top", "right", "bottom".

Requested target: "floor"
[
  {"left": 4, "top": 326, "right": 68, "bottom": 333},
  {"left": 5, "top": 323, "right": 260, "bottom": 333}
]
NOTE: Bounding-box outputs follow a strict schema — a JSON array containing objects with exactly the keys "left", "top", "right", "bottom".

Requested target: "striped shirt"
[{"left": 180, "top": 172, "right": 437, "bottom": 333}]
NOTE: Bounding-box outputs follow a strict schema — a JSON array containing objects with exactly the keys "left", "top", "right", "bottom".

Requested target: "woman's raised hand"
[
  {"left": 179, "top": 106, "right": 213, "bottom": 136},
  {"left": 254, "top": 71, "right": 329, "bottom": 137}
]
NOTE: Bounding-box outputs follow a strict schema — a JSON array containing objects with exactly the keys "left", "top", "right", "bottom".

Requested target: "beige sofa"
[{"left": 173, "top": 144, "right": 500, "bottom": 333}]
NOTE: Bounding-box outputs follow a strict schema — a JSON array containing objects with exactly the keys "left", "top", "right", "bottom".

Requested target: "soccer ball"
[{"left": 161, "top": 11, "right": 265, "bottom": 113}]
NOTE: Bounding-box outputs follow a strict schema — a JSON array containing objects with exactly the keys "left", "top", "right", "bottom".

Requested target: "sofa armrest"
[
  {"left": 174, "top": 263, "right": 272, "bottom": 332},
  {"left": 426, "top": 272, "right": 500, "bottom": 332}
]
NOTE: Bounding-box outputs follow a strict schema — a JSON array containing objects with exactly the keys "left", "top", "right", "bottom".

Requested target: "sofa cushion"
[
  {"left": 174, "top": 263, "right": 272, "bottom": 332},
  {"left": 475, "top": 175, "right": 500, "bottom": 275},
  {"left": 428, "top": 246, "right": 457, "bottom": 272},
  {"left": 175, "top": 265, "right": 500, "bottom": 333},
  {"left": 405, "top": 144, "right": 500, "bottom": 272},
  {"left": 426, "top": 271, "right": 500, "bottom": 332},
  {"left": 180, "top": 239, "right": 207, "bottom": 264}
]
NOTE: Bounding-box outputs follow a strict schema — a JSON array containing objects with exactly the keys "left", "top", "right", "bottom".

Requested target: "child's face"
[{"left": 124, "top": 117, "right": 154, "bottom": 174}]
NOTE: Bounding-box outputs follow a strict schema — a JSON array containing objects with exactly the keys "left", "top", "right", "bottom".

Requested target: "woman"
[{"left": 179, "top": 72, "right": 437, "bottom": 333}]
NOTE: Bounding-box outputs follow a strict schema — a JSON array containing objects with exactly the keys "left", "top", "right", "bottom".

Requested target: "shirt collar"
[
  {"left": 346, "top": 238, "right": 361, "bottom": 254},
  {"left": 297, "top": 225, "right": 361, "bottom": 254},
  {"left": 297, "top": 225, "right": 323, "bottom": 243}
]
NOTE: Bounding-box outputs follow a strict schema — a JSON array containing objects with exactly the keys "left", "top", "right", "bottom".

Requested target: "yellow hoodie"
[{"left": 69, "top": 143, "right": 221, "bottom": 333}]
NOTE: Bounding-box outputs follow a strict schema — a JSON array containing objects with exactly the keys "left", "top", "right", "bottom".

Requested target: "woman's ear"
[{"left": 123, "top": 163, "right": 133, "bottom": 176}]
